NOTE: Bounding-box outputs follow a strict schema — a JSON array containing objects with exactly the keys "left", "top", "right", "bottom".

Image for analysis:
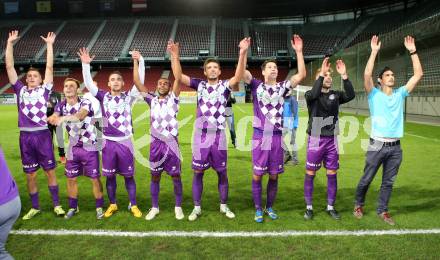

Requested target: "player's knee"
[
  {"left": 152, "top": 175, "right": 161, "bottom": 182},
  {"left": 306, "top": 170, "right": 316, "bottom": 176},
  {"left": 252, "top": 174, "right": 261, "bottom": 181},
  {"left": 326, "top": 169, "right": 337, "bottom": 175},
  {"left": 27, "top": 172, "right": 37, "bottom": 180},
  {"left": 269, "top": 174, "right": 278, "bottom": 181},
  {"left": 45, "top": 169, "right": 57, "bottom": 178},
  {"left": 194, "top": 170, "right": 204, "bottom": 175},
  {"left": 91, "top": 178, "right": 102, "bottom": 185},
  {"left": 172, "top": 175, "right": 181, "bottom": 181}
]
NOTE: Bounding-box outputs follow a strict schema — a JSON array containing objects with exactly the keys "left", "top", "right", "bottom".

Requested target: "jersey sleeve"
[
  {"left": 12, "top": 80, "right": 25, "bottom": 95},
  {"left": 189, "top": 78, "right": 203, "bottom": 90}
]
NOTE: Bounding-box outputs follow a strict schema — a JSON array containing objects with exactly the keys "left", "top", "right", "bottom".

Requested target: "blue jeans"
[{"left": 355, "top": 140, "right": 402, "bottom": 214}]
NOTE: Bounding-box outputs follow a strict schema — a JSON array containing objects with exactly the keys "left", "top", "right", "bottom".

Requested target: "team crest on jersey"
[{"left": 329, "top": 94, "right": 335, "bottom": 100}]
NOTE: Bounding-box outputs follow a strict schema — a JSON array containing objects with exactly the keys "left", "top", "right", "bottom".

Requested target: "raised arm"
[
  {"left": 289, "top": 35, "right": 306, "bottom": 88},
  {"left": 5, "top": 30, "right": 19, "bottom": 84},
  {"left": 78, "top": 48, "right": 98, "bottom": 96},
  {"left": 132, "top": 51, "right": 148, "bottom": 93},
  {"left": 305, "top": 57, "right": 330, "bottom": 101},
  {"left": 364, "top": 35, "right": 381, "bottom": 94},
  {"left": 403, "top": 36, "right": 423, "bottom": 93},
  {"left": 172, "top": 78, "right": 181, "bottom": 97},
  {"left": 229, "top": 37, "right": 251, "bottom": 91},
  {"left": 167, "top": 40, "right": 191, "bottom": 86},
  {"left": 336, "top": 59, "right": 355, "bottom": 103},
  {"left": 243, "top": 69, "right": 252, "bottom": 84},
  {"left": 41, "top": 32, "right": 56, "bottom": 84}
]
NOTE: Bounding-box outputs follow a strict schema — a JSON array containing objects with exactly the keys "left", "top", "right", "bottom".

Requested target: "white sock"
[
  {"left": 306, "top": 205, "right": 313, "bottom": 210},
  {"left": 327, "top": 205, "right": 334, "bottom": 211},
  {"left": 194, "top": 206, "right": 201, "bottom": 212}
]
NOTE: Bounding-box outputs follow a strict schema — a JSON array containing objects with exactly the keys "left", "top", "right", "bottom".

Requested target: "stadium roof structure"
[
  {"left": 0, "top": 0, "right": 425, "bottom": 19},
  {"left": 141, "top": 0, "right": 420, "bottom": 18}
]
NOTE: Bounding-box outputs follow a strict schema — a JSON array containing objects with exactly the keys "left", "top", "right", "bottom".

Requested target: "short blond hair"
[{"left": 64, "top": 77, "right": 81, "bottom": 88}]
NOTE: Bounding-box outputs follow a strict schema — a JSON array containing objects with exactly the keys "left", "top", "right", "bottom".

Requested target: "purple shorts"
[
  {"left": 252, "top": 131, "right": 284, "bottom": 175},
  {"left": 65, "top": 146, "right": 100, "bottom": 179},
  {"left": 19, "top": 129, "right": 56, "bottom": 173},
  {"left": 306, "top": 135, "right": 339, "bottom": 171},
  {"left": 102, "top": 139, "right": 134, "bottom": 177},
  {"left": 192, "top": 129, "right": 227, "bottom": 172},
  {"left": 150, "top": 137, "right": 181, "bottom": 176}
]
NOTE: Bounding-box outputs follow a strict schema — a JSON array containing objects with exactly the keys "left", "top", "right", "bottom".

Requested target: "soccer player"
[
  {"left": 243, "top": 34, "right": 306, "bottom": 223},
  {"left": 47, "top": 78, "right": 105, "bottom": 220},
  {"left": 5, "top": 30, "right": 65, "bottom": 220},
  {"left": 171, "top": 37, "right": 251, "bottom": 221},
  {"left": 131, "top": 46, "right": 183, "bottom": 220},
  {"left": 78, "top": 47, "right": 145, "bottom": 218},
  {"left": 47, "top": 90, "right": 66, "bottom": 163},
  {"left": 303, "top": 57, "right": 355, "bottom": 221},
  {"left": 0, "top": 146, "right": 21, "bottom": 260},
  {"left": 354, "top": 35, "right": 423, "bottom": 225},
  {"left": 283, "top": 90, "right": 299, "bottom": 165}
]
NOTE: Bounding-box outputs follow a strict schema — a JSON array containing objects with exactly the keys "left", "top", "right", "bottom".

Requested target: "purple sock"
[
  {"left": 150, "top": 180, "right": 160, "bottom": 208},
  {"left": 327, "top": 174, "right": 338, "bottom": 206},
  {"left": 68, "top": 197, "right": 78, "bottom": 209},
  {"left": 106, "top": 176, "right": 117, "bottom": 204},
  {"left": 48, "top": 185, "right": 60, "bottom": 207},
  {"left": 173, "top": 177, "right": 183, "bottom": 207},
  {"left": 124, "top": 177, "right": 137, "bottom": 206},
  {"left": 266, "top": 178, "right": 278, "bottom": 209},
  {"left": 252, "top": 179, "right": 262, "bottom": 210},
  {"left": 217, "top": 170, "right": 229, "bottom": 204},
  {"left": 304, "top": 174, "right": 315, "bottom": 206},
  {"left": 95, "top": 197, "right": 104, "bottom": 208},
  {"left": 192, "top": 172, "right": 204, "bottom": 206},
  {"left": 29, "top": 192, "right": 40, "bottom": 209}
]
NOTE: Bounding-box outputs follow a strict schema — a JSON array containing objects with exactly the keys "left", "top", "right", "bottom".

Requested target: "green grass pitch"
[{"left": 1, "top": 103, "right": 440, "bottom": 258}]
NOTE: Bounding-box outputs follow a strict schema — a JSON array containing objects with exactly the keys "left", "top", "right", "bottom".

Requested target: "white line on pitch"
[
  {"left": 405, "top": 133, "right": 440, "bottom": 142},
  {"left": 10, "top": 229, "right": 440, "bottom": 237}
]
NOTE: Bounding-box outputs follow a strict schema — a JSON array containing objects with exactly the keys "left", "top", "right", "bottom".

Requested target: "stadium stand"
[
  {"left": 175, "top": 18, "right": 212, "bottom": 57},
  {"left": 90, "top": 20, "right": 134, "bottom": 61},
  {"left": 215, "top": 19, "right": 244, "bottom": 59},
  {"left": 130, "top": 19, "right": 174, "bottom": 58},
  {"left": 53, "top": 21, "right": 100, "bottom": 60}
]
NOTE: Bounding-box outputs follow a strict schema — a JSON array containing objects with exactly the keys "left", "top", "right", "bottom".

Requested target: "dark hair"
[
  {"left": 203, "top": 58, "right": 221, "bottom": 70},
  {"left": 377, "top": 66, "right": 393, "bottom": 79},
  {"left": 261, "top": 59, "right": 277, "bottom": 71},
  {"left": 377, "top": 66, "right": 393, "bottom": 85}
]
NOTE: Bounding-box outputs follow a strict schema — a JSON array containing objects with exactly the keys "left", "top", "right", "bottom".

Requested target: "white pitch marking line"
[
  {"left": 10, "top": 229, "right": 440, "bottom": 237},
  {"left": 405, "top": 133, "right": 440, "bottom": 142}
]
